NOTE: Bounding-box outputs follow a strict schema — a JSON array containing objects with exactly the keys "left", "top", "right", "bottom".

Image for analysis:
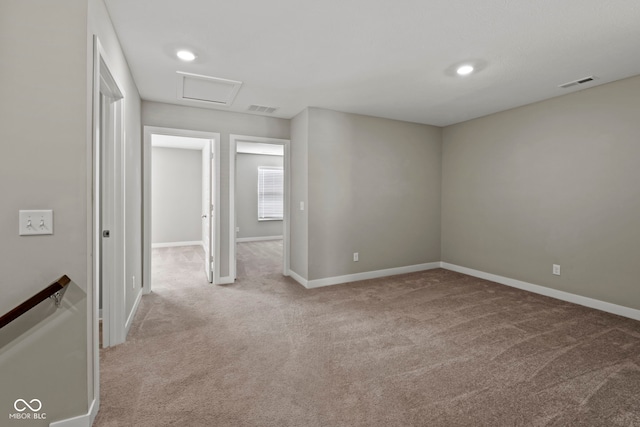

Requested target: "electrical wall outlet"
[
  {"left": 132, "top": 276, "right": 136, "bottom": 289},
  {"left": 353, "top": 252, "right": 359, "bottom": 262},
  {"left": 236, "top": 227, "right": 240, "bottom": 232},
  {"left": 553, "top": 264, "right": 561, "bottom": 276}
]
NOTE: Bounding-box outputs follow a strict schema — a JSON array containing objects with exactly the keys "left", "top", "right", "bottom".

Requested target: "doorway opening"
[
  {"left": 143, "top": 127, "right": 220, "bottom": 292},
  {"left": 230, "top": 135, "right": 291, "bottom": 281}
]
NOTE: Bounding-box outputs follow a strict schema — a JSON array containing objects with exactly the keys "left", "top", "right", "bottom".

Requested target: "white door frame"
[
  {"left": 201, "top": 141, "right": 214, "bottom": 283},
  {"left": 89, "top": 36, "right": 126, "bottom": 421},
  {"left": 143, "top": 126, "right": 221, "bottom": 291},
  {"left": 229, "top": 135, "right": 291, "bottom": 280},
  {"left": 93, "top": 39, "right": 126, "bottom": 350}
]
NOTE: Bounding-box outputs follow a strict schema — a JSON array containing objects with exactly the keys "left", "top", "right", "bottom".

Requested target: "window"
[{"left": 258, "top": 166, "right": 283, "bottom": 220}]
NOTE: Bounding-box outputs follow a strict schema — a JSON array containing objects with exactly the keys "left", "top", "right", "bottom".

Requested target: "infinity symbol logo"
[{"left": 14, "top": 399, "right": 42, "bottom": 412}]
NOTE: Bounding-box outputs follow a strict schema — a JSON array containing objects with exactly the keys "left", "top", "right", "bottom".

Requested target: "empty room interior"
[{"left": 1, "top": 1, "right": 640, "bottom": 426}]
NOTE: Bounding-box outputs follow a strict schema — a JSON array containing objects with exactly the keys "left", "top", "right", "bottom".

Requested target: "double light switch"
[{"left": 19, "top": 210, "right": 53, "bottom": 235}]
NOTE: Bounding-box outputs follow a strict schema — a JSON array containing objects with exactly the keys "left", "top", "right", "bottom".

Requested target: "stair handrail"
[{"left": 0, "top": 275, "right": 70, "bottom": 329}]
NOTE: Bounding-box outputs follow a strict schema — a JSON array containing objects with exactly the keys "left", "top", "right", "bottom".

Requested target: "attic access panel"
[{"left": 177, "top": 72, "right": 242, "bottom": 106}]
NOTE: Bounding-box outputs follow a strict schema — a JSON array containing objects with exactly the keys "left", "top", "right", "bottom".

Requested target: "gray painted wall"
[
  {"left": 306, "top": 108, "right": 442, "bottom": 280},
  {"left": 152, "top": 147, "right": 202, "bottom": 244},
  {"left": 236, "top": 153, "right": 283, "bottom": 239},
  {"left": 142, "top": 101, "right": 291, "bottom": 278},
  {"left": 0, "top": 2, "right": 89, "bottom": 425},
  {"left": 0, "top": 0, "right": 143, "bottom": 424},
  {"left": 442, "top": 75, "right": 640, "bottom": 311},
  {"left": 290, "top": 109, "right": 309, "bottom": 278}
]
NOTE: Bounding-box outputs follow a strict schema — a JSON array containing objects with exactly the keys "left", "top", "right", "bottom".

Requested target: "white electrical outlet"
[
  {"left": 236, "top": 227, "right": 240, "bottom": 232},
  {"left": 553, "top": 264, "right": 561, "bottom": 276},
  {"left": 353, "top": 252, "right": 359, "bottom": 262},
  {"left": 300, "top": 201, "right": 305, "bottom": 211}
]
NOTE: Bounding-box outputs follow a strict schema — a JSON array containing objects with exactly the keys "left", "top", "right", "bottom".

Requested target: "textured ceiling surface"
[{"left": 104, "top": 0, "right": 640, "bottom": 126}]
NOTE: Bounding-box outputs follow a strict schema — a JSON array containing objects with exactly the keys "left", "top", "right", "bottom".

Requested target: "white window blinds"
[{"left": 258, "top": 166, "right": 284, "bottom": 220}]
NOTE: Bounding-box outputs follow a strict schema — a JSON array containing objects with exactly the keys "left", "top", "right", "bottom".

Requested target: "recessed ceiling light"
[
  {"left": 456, "top": 65, "right": 474, "bottom": 76},
  {"left": 177, "top": 50, "right": 196, "bottom": 61}
]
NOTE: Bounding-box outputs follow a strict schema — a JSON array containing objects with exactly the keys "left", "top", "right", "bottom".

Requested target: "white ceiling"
[{"left": 104, "top": 0, "right": 640, "bottom": 126}]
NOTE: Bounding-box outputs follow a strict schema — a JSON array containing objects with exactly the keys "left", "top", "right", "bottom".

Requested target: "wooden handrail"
[{"left": 0, "top": 275, "right": 70, "bottom": 329}]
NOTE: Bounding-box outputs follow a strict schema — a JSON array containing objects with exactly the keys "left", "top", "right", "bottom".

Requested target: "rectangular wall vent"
[
  {"left": 559, "top": 75, "right": 597, "bottom": 89},
  {"left": 177, "top": 72, "right": 242, "bottom": 106},
  {"left": 248, "top": 104, "right": 279, "bottom": 114}
]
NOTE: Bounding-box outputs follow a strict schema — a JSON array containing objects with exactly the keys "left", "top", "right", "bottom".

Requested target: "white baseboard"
[
  {"left": 89, "top": 398, "right": 100, "bottom": 427},
  {"left": 124, "top": 288, "right": 143, "bottom": 335},
  {"left": 290, "top": 261, "right": 640, "bottom": 321},
  {"left": 49, "top": 398, "right": 96, "bottom": 427},
  {"left": 237, "top": 235, "right": 283, "bottom": 243},
  {"left": 441, "top": 262, "right": 640, "bottom": 321},
  {"left": 90, "top": 397, "right": 98, "bottom": 426},
  {"left": 152, "top": 241, "right": 202, "bottom": 248},
  {"left": 288, "top": 269, "right": 308, "bottom": 287},
  {"left": 304, "top": 262, "right": 441, "bottom": 289}
]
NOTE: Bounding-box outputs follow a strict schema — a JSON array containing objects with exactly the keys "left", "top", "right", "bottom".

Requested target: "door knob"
[{"left": 202, "top": 214, "right": 207, "bottom": 218}]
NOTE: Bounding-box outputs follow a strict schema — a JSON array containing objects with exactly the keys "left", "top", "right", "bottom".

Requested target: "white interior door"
[
  {"left": 202, "top": 142, "right": 214, "bottom": 282},
  {"left": 99, "top": 92, "right": 113, "bottom": 348},
  {"left": 98, "top": 55, "right": 125, "bottom": 348},
  {"left": 210, "top": 144, "right": 216, "bottom": 282}
]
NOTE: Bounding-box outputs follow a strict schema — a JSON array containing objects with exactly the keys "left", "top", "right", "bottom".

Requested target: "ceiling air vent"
[
  {"left": 177, "top": 72, "right": 242, "bottom": 106},
  {"left": 558, "top": 76, "right": 597, "bottom": 89},
  {"left": 248, "top": 104, "right": 279, "bottom": 114}
]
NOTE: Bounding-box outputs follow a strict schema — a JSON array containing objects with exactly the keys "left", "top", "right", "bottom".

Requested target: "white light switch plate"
[{"left": 19, "top": 210, "right": 53, "bottom": 235}]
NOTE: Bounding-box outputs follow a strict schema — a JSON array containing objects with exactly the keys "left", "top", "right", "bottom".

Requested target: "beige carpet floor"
[{"left": 94, "top": 243, "right": 640, "bottom": 426}]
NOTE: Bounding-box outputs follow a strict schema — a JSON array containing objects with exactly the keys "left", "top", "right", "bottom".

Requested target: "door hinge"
[{"left": 210, "top": 255, "right": 214, "bottom": 263}]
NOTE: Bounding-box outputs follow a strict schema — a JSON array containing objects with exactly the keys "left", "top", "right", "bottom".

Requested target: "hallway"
[{"left": 95, "top": 241, "right": 294, "bottom": 426}]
